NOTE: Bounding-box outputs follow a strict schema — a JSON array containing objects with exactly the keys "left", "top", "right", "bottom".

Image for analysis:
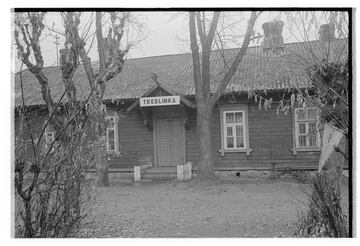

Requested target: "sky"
[
  {"left": 13, "top": 11, "right": 344, "bottom": 70},
  {"left": 14, "top": 11, "right": 191, "bottom": 70},
  {"left": 39, "top": 12, "right": 191, "bottom": 66}
]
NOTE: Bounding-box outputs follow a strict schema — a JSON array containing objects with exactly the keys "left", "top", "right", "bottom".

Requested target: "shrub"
[
  {"left": 14, "top": 124, "right": 102, "bottom": 237},
  {"left": 294, "top": 172, "right": 348, "bottom": 237}
]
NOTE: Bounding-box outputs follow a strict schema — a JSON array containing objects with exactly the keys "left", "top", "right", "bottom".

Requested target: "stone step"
[
  {"left": 141, "top": 172, "right": 177, "bottom": 180},
  {"left": 143, "top": 167, "right": 177, "bottom": 174}
]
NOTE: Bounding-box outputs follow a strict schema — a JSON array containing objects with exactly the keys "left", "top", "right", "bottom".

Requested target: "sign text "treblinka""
[{"left": 140, "top": 96, "right": 180, "bottom": 107}]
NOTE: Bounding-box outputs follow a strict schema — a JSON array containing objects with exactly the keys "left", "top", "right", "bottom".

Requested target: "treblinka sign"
[{"left": 140, "top": 96, "right": 180, "bottom": 107}]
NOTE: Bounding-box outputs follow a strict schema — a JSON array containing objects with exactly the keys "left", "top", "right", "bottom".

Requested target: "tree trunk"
[
  {"left": 196, "top": 103, "right": 216, "bottom": 180},
  {"left": 95, "top": 151, "right": 109, "bottom": 187},
  {"left": 188, "top": 12, "right": 259, "bottom": 180},
  {"left": 24, "top": 199, "right": 32, "bottom": 237}
]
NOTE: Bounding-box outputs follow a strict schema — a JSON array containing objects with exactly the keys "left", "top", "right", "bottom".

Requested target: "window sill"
[
  {"left": 297, "top": 148, "right": 321, "bottom": 152},
  {"left": 218, "top": 148, "right": 253, "bottom": 156},
  {"left": 291, "top": 148, "right": 321, "bottom": 155}
]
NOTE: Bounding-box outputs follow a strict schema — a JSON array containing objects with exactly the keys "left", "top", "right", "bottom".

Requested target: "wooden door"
[{"left": 155, "top": 119, "right": 185, "bottom": 166}]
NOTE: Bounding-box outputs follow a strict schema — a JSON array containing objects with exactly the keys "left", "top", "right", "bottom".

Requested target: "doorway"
[{"left": 155, "top": 118, "right": 185, "bottom": 166}]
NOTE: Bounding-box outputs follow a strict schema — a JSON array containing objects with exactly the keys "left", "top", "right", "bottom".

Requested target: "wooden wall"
[
  {"left": 109, "top": 100, "right": 320, "bottom": 170},
  {"left": 14, "top": 110, "right": 47, "bottom": 139},
  {"left": 109, "top": 109, "right": 154, "bottom": 168},
  {"left": 14, "top": 99, "right": 321, "bottom": 170},
  {"left": 183, "top": 101, "right": 320, "bottom": 169}
]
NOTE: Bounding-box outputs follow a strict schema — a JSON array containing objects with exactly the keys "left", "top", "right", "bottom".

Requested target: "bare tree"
[
  {"left": 14, "top": 11, "right": 146, "bottom": 187},
  {"left": 14, "top": 13, "right": 54, "bottom": 113},
  {"left": 60, "top": 11, "right": 144, "bottom": 186},
  {"left": 188, "top": 11, "right": 261, "bottom": 180}
]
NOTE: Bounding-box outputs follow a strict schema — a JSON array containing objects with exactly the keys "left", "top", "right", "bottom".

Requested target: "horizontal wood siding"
[
  {"left": 14, "top": 114, "right": 47, "bottom": 139},
  {"left": 15, "top": 100, "right": 321, "bottom": 170},
  {"left": 185, "top": 102, "right": 320, "bottom": 169},
  {"left": 109, "top": 109, "right": 154, "bottom": 168}
]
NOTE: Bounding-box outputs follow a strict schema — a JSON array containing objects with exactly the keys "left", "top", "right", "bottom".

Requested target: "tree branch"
[
  {"left": 206, "top": 11, "right": 220, "bottom": 47},
  {"left": 15, "top": 12, "right": 54, "bottom": 111},
  {"left": 96, "top": 12, "right": 105, "bottom": 72},
  {"left": 334, "top": 146, "right": 348, "bottom": 160},
  {"left": 195, "top": 12, "right": 206, "bottom": 47},
  {"left": 209, "top": 11, "right": 259, "bottom": 106},
  {"left": 189, "top": 12, "right": 203, "bottom": 102}
]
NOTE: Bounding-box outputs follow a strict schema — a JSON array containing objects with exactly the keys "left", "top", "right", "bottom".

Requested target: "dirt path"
[{"left": 78, "top": 178, "right": 349, "bottom": 238}]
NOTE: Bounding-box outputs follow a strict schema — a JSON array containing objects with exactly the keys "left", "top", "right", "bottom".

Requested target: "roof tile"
[{"left": 14, "top": 39, "right": 348, "bottom": 106}]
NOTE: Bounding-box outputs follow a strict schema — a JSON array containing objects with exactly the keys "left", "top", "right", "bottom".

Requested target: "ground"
[{"left": 78, "top": 177, "right": 349, "bottom": 238}]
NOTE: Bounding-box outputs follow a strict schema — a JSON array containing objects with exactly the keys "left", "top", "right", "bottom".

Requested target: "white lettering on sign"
[{"left": 140, "top": 96, "right": 180, "bottom": 107}]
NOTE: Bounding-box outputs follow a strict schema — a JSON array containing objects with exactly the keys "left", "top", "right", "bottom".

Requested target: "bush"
[
  {"left": 14, "top": 126, "right": 101, "bottom": 237},
  {"left": 294, "top": 172, "right": 348, "bottom": 237}
]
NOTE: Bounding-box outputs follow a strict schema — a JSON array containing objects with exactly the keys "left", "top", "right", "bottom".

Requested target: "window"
[
  {"left": 44, "top": 130, "right": 56, "bottom": 153},
  {"left": 294, "top": 108, "right": 320, "bottom": 150},
  {"left": 106, "top": 115, "right": 119, "bottom": 153},
  {"left": 219, "top": 105, "right": 251, "bottom": 155},
  {"left": 224, "top": 111, "right": 246, "bottom": 149},
  {"left": 42, "top": 121, "right": 56, "bottom": 153}
]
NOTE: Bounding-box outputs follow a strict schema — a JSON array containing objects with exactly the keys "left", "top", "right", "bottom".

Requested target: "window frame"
[
  {"left": 219, "top": 104, "right": 252, "bottom": 156},
  {"left": 293, "top": 107, "right": 321, "bottom": 152},
  {"left": 223, "top": 110, "right": 246, "bottom": 150},
  {"left": 44, "top": 130, "right": 56, "bottom": 153},
  {"left": 105, "top": 115, "right": 119, "bottom": 153},
  {"left": 42, "top": 121, "right": 56, "bottom": 153}
]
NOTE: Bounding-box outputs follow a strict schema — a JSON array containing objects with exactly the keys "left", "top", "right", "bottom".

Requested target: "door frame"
[{"left": 153, "top": 114, "right": 186, "bottom": 167}]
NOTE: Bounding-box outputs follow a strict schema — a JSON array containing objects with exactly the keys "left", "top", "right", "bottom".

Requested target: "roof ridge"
[
  {"left": 17, "top": 39, "right": 345, "bottom": 73},
  {"left": 125, "top": 38, "right": 345, "bottom": 61}
]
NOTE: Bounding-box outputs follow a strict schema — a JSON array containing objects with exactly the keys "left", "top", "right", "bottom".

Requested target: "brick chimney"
[
  {"left": 319, "top": 24, "right": 335, "bottom": 41},
  {"left": 59, "top": 48, "right": 77, "bottom": 78},
  {"left": 262, "top": 20, "right": 284, "bottom": 54}
]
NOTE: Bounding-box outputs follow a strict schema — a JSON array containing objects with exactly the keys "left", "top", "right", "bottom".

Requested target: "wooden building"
[{"left": 14, "top": 38, "right": 348, "bottom": 179}]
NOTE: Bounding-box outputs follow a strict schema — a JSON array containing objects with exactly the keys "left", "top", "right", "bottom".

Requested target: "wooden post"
[
  {"left": 134, "top": 166, "right": 141, "bottom": 182},
  {"left": 184, "top": 162, "right": 192, "bottom": 180},
  {"left": 177, "top": 164, "right": 184, "bottom": 181}
]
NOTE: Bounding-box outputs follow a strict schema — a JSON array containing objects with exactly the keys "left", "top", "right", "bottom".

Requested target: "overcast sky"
[
  {"left": 39, "top": 12, "right": 191, "bottom": 66},
  {"left": 13, "top": 11, "right": 341, "bottom": 70}
]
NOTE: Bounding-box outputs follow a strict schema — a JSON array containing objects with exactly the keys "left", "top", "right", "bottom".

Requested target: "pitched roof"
[{"left": 14, "top": 39, "right": 348, "bottom": 107}]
